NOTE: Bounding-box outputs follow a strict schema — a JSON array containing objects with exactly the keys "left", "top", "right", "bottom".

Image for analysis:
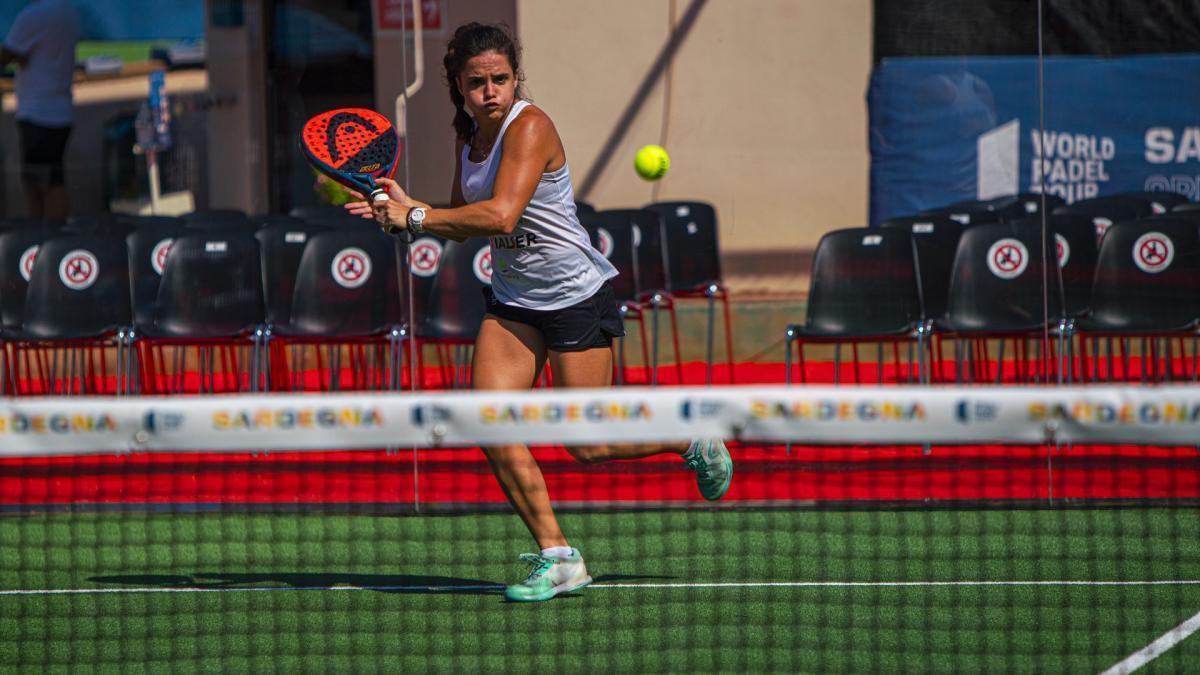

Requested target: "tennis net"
[{"left": 2, "top": 384, "right": 1198, "bottom": 672}]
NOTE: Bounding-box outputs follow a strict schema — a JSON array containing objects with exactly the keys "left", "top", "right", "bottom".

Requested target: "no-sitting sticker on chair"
[
  {"left": 331, "top": 248, "right": 372, "bottom": 288},
  {"left": 1133, "top": 232, "right": 1173, "bottom": 274},
  {"left": 987, "top": 238, "right": 1028, "bottom": 279}
]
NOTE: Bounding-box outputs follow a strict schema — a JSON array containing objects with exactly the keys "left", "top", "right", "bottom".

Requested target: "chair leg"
[
  {"left": 833, "top": 344, "right": 842, "bottom": 386},
  {"left": 667, "top": 300, "right": 684, "bottom": 385},
  {"left": 721, "top": 289, "right": 735, "bottom": 384},
  {"left": 705, "top": 291, "right": 715, "bottom": 385},
  {"left": 784, "top": 333, "right": 793, "bottom": 385}
]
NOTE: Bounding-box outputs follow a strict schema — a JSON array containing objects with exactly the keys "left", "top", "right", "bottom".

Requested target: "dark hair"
[{"left": 443, "top": 22, "right": 526, "bottom": 141}]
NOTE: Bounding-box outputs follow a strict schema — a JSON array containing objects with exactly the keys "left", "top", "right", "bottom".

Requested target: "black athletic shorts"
[
  {"left": 17, "top": 120, "right": 71, "bottom": 187},
  {"left": 482, "top": 279, "right": 626, "bottom": 351}
]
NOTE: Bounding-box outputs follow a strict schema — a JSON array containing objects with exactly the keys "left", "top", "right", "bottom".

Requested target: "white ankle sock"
[{"left": 541, "top": 546, "right": 574, "bottom": 559}]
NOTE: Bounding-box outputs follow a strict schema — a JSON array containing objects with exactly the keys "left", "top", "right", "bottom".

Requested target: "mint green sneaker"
[
  {"left": 684, "top": 439, "right": 733, "bottom": 501},
  {"left": 504, "top": 549, "right": 592, "bottom": 602}
]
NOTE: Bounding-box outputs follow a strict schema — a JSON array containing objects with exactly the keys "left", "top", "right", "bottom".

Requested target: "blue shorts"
[{"left": 482, "top": 279, "right": 626, "bottom": 351}]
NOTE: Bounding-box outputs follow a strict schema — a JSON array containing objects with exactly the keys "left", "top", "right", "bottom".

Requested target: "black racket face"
[{"left": 300, "top": 108, "right": 400, "bottom": 194}]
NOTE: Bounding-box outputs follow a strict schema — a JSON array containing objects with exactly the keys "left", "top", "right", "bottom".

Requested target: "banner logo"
[
  {"left": 955, "top": 400, "right": 998, "bottom": 424},
  {"left": 213, "top": 407, "right": 384, "bottom": 430},
  {"left": 480, "top": 401, "right": 652, "bottom": 424},
  {"left": 0, "top": 413, "right": 117, "bottom": 434},
  {"left": 750, "top": 399, "right": 926, "bottom": 422},
  {"left": 680, "top": 399, "right": 723, "bottom": 421}
]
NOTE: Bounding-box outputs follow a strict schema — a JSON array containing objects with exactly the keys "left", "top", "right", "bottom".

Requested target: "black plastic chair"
[
  {"left": 1172, "top": 202, "right": 1200, "bottom": 214},
  {"left": 395, "top": 234, "right": 448, "bottom": 388},
  {"left": 134, "top": 232, "right": 266, "bottom": 393},
  {"left": 1072, "top": 219, "right": 1200, "bottom": 383},
  {"left": 642, "top": 200, "right": 735, "bottom": 384},
  {"left": 126, "top": 218, "right": 188, "bottom": 329},
  {"left": 920, "top": 200, "right": 1003, "bottom": 227},
  {"left": 785, "top": 228, "right": 928, "bottom": 385},
  {"left": 1054, "top": 197, "right": 1147, "bottom": 243},
  {"left": 979, "top": 193, "right": 1066, "bottom": 221},
  {"left": 1115, "top": 191, "right": 1190, "bottom": 215},
  {"left": 255, "top": 221, "right": 333, "bottom": 327},
  {"left": 1009, "top": 213, "right": 1098, "bottom": 319},
  {"left": 291, "top": 203, "right": 352, "bottom": 221},
  {"left": 251, "top": 213, "right": 308, "bottom": 230},
  {"left": 63, "top": 212, "right": 137, "bottom": 237},
  {"left": 0, "top": 223, "right": 64, "bottom": 331},
  {"left": 580, "top": 209, "right": 672, "bottom": 385},
  {"left": 418, "top": 237, "right": 492, "bottom": 388},
  {"left": 7, "top": 235, "right": 133, "bottom": 395},
  {"left": 934, "top": 223, "right": 1065, "bottom": 383},
  {"left": 289, "top": 203, "right": 366, "bottom": 229},
  {"left": 268, "top": 229, "right": 405, "bottom": 391},
  {"left": 182, "top": 209, "right": 249, "bottom": 229},
  {"left": 878, "top": 215, "right": 962, "bottom": 320}
]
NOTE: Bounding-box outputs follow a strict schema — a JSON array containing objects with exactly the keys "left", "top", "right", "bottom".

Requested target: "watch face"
[{"left": 410, "top": 208, "right": 425, "bottom": 224}]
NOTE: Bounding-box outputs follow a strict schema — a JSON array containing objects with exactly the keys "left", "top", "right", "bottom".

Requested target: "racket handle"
[{"left": 371, "top": 190, "right": 390, "bottom": 204}]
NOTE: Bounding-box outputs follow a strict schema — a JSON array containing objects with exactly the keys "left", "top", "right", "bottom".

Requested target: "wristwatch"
[{"left": 406, "top": 207, "right": 427, "bottom": 234}]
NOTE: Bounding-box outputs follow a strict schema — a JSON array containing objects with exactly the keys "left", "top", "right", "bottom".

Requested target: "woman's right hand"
[{"left": 343, "top": 177, "right": 417, "bottom": 221}]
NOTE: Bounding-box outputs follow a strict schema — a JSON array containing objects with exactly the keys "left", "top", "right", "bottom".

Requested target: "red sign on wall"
[{"left": 376, "top": 0, "right": 444, "bottom": 32}]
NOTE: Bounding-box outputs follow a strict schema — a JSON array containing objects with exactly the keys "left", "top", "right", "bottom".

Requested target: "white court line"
[
  {"left": 3, "top": 579, "right": 1200, "bottom": 596},
  {"left": 1099, "top": 608, "right": 1200, "bottom": 675}
]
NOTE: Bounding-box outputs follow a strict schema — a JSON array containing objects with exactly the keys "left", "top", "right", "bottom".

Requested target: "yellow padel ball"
[{"left": 634, "top": 144, "right": 670, "bottom": 181}]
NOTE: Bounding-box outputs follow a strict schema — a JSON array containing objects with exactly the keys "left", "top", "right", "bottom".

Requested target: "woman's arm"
[{"left": 348, "top": 109, "right": 558, "bottom": 239}]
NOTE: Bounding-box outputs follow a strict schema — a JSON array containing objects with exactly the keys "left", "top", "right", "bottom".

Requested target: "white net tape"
[{"left": 1, "top": 385, "right": 1199, "bottom": 457}]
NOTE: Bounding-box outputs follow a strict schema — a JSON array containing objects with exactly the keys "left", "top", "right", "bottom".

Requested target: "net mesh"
[{"left": 2, "top": 386, "right": 1198, "bottom": 672}]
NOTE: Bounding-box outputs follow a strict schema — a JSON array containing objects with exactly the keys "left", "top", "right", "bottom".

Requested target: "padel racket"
[{"left": 299, "top": 108, "right": 401, "bottom": 206}]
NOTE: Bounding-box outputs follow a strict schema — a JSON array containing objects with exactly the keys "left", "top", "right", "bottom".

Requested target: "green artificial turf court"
[{"left": 2, "top": 508, "right": 1198, "bottom": 672}]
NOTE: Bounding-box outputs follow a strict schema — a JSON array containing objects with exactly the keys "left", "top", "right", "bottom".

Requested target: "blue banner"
[
  {"left": 0, "top": 1, "right": 203, "bottom": 41},
  {"left": 869, "top": 54, "right": 1200, "bottom": 224}
]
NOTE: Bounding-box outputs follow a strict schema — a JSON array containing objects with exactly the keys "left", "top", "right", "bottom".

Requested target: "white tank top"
[{"left": 460, "top": 100, "right": 617, "bottom": 310}]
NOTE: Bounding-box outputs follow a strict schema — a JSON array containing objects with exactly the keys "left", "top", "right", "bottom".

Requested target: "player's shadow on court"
[
  {"left": 90, "top": 572, "right": 504, "bottom": 595},
  {"left": 90, "top": 572, "right": 675, "bottom": 596}
]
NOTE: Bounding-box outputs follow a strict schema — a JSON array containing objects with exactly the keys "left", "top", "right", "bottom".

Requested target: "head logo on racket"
[{"left": 299, "top": 108, "right": 401, "bottom": 206}]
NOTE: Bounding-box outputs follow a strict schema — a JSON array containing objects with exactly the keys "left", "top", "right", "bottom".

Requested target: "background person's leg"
[
  {"left": 472, "top": 315, "right": 570, "bottom": 549},
  {"left": 17, "top": 121, "right": 70, "bottom": 220}
]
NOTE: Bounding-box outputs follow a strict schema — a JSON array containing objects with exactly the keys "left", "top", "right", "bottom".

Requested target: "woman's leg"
[
  {"left": 472, "top": 315, "right": 569, "bottom": 550},
  {"left": 549, "top": 346, "right": 690, "bottom": 462}
]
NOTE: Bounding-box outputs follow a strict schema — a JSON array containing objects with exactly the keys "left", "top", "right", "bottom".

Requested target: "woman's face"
[{"left": 457, "top": 50, "right": 517, "bottom": 127}]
